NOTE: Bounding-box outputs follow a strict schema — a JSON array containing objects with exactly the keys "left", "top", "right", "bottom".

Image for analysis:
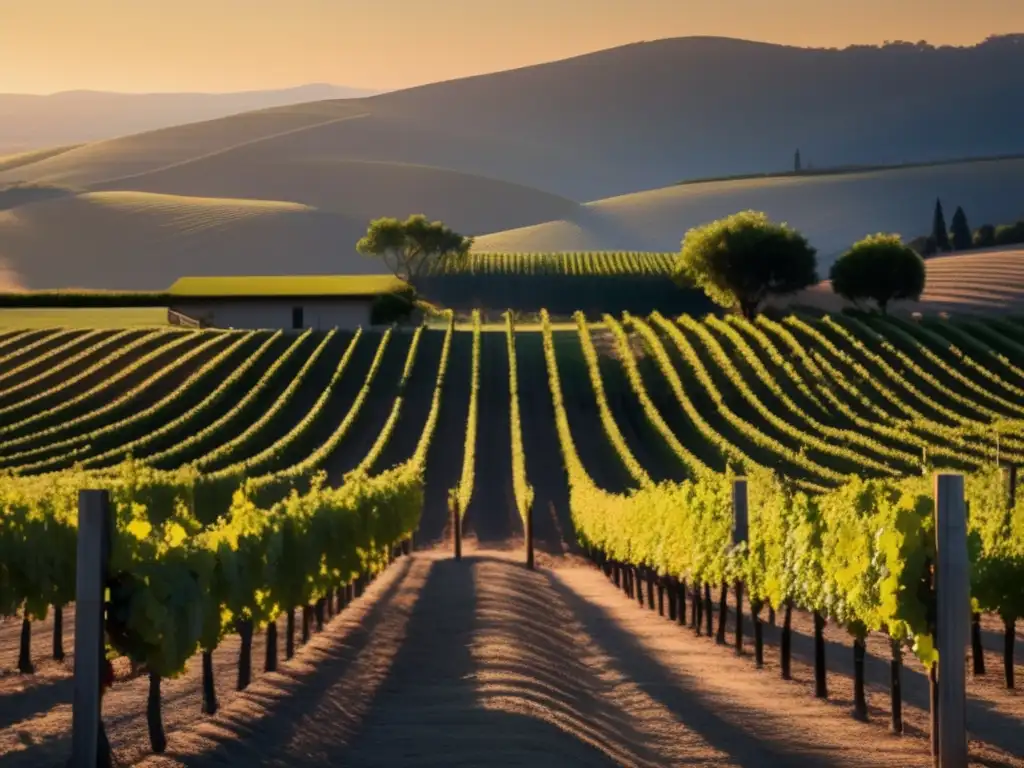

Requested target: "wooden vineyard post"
[
  {"left": 1001, "top": 464, "right": 1017, "bottom": 689},
  {"left": 451, "top": 496, "right": 462, "bottom": 561},
  {"left": 525, "top": 500, "right": 535, "bottom": 570},
  {"left": 732, "top": 478, "right": 748, "bottom": 655},
  {"left": 934, "top": 473, "right": 969, "bottom": 768},
  {"left": 71, "top": 490, "right": 111, "bottom": 768}
]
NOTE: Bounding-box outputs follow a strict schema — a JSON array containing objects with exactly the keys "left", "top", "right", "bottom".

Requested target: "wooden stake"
[
  {"left": 452, "top": 497, "right": 462, "bottom": 560},
  {"left": 732, "top": 479, "right": 748, "bottom": 654},
  {"left": 934, "top": 473, "right": 969, "bottom": 768},
  {"left": 525, "top": 502, "right": 534, "bottom": 570},
  {"left": 71, "top": 489, "right": 111, "bottom": 768}
]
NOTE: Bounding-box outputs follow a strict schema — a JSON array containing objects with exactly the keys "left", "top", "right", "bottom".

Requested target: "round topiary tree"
[
  {"left": 830, "top": 233, "right": 926, "bottom": 314},
  {"left": 675, "top": 210, "right": 818, "bottom": 319}
]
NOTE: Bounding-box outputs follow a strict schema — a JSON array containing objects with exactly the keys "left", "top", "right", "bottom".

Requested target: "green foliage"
[
  {"left": 1, "top": 457, "right": 423, "bottom": 678},
  {"left": 540, "top": 309, "right": 960, "bottom": 666},
  {"left": 675, "top": 211, "right": 818, "bottom": 318},
  {"left": 949, "top": 206, "right": 972, "bottom": 250},
  {"left": 829, "top": 233, "right": 926, "bottom": 313},
  {"left": 357, "top": 214, "right": 472, "bottom": 285}
]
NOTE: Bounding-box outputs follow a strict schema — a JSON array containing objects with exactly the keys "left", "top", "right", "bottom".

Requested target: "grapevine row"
[
  {"left": 572, "top": 311, "right": 651, "bottom": 487},
  {"left": 505, "top": 312, "right": 534, "bottom": 528},
  {"left": 453, "top": 310, "right": 481, "bottom": 515}
]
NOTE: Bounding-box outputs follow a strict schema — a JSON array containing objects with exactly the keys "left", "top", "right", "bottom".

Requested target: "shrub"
[{"left": 830, "top": 233, "right": 926, "bottom": 313}]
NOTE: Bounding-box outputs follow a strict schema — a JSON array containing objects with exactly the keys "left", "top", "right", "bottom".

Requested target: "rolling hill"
[
  {"left": 0, "top": 192, "right": 380, "bottom": 289},
  {"left": 1, "top": 35, "right": 1023, "bottom": 289},
  {"left": 0, "top": 178, "right": 575, "bottom": 289},
  {"left": 0, "top": 84, "right": 378, "bottom": 154},
  {"left": 474, "top": 158, "right": 1024, "bottom": 265}
]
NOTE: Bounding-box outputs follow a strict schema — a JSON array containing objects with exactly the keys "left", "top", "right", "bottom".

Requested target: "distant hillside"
[
  {"left": 474, "top": 157, "right": 1024, "bottom": 266},
  {"left": 0, "top": 84, "right": 378, "bottom": 152},
  {"left": 6, "top": 36, "right": 1024, "bottom": 202}
]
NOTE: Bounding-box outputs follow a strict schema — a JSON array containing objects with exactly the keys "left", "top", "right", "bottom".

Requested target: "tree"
[
  {"left": 973, "top": 224, "right": 996, "bottom": 248},
  {"left": 356, "top": 214, "right": 472, "bottom": 286},
  {"left": 794, "top": 149, "right": 802, "bottom": 173},
  {"left": 931, "top": 198, "right": 951, "bottom": 252},
  {"left": 675, "top": 210, "right": 818, "bottom": 319},
  {"left": 949, "top": 206, "right": 972, "bottom": 250},
  {"left": 830, "top": 233, "right": 926, "bottom": 314}
]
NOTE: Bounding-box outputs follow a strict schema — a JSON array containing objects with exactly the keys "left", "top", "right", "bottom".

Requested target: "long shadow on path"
[
  {"left": 542, "top": 568, "right": 913, "bottom": 768},
  {"left": 339, "top": 556, "right": 619, "bottom": 767}
]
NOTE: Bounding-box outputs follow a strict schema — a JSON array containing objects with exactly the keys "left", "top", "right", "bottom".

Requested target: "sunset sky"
[{"left": 1, "top": 0, "right": 1021, "bottom": 94}]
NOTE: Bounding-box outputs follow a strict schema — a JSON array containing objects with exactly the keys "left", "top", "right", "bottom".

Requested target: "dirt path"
[{"left": 7, "top": 544, "right": 999, "bottom": 767}]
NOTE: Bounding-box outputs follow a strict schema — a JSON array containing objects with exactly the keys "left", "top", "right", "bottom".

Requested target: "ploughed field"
[{"left": 1, "top": 311, "right": 1023, "bottom": 766}]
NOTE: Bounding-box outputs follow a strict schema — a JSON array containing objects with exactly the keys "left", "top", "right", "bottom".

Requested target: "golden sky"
[{"left": 2, "top": 0, "right": 1021, "bottom": 93}]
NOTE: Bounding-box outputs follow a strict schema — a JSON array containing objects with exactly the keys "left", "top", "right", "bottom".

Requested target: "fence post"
[
  {"left": 71, "top": 490, "right": 111, "bottom": 768},
  {"left": 732, "top": 478, "right": 748, "bottom": 655},
  {"left": 525, "top": 501, "right": 535, "bottom": 570},
  {"left": 934, "top": 473, "right": 969, "bottom": 768}
]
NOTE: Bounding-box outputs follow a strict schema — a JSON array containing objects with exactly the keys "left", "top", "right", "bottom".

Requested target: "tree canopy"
[
  {"left": 829, "top": 233, "right": 926, "bottom": 313},
  {"left": 356, "top": 214, "right": 472, "bottom": 286},
  {"left": 949, "top": 206, "right": 972, "bottom": 250},
  {"left": 674, "top": 210, "right": 818, "bottom": 318},
  {"left": 931, "top": 198, "right": 951, "bottom": 252}
]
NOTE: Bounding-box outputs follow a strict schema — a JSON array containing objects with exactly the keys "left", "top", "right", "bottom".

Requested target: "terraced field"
[{"left": 1, "top": 311, "right": 1023, "bottom": 766}]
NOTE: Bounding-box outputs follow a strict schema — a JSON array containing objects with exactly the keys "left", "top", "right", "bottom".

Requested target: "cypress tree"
[
  {"left": 950, "top": 206, "right": 972, "bottom": 250},
  {"left": 932, "top": 198, "right": 951, "bottom": 252}
]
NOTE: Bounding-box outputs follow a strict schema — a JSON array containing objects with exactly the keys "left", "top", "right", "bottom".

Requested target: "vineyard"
[
  {"left": 1, "top": 310, "right": 1023, "bottom": 765},
  {"left": 419, "top": 251, "right": 711, "bottom": 316}
]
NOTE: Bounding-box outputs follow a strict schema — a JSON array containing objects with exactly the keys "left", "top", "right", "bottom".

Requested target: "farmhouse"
[{"left": 167, "top": 275, "right": 408, "bottom": 330}]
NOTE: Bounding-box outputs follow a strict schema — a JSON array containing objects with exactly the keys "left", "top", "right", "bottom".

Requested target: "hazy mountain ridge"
[{"left": 0, "top": 84, "right": 379, "bottom": 152}]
